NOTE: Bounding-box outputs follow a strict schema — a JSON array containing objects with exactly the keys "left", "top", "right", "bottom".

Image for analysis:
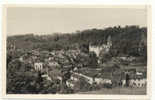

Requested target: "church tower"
[{"left": 107, "top": 35, "right": 112, "bottom": 48}]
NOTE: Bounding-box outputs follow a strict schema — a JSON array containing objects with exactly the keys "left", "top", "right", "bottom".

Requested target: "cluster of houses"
[{"left": 7, "top": 35, "right": 147, "bottom": 93}]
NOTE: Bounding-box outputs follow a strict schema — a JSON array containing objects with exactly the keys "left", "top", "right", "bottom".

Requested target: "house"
[{"left": 89, "top": 46, "right": 102, "bottom": 57}]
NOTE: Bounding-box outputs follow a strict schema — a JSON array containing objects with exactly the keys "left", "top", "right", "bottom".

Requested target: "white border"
[{"left": 1, "top": 4, "right": 152, "bottom": 100}]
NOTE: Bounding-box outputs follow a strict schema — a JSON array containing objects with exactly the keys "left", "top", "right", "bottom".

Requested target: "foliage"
[
  {"left": 7, "top": 26, "right": 147, "bottom": 59},
  {"left": 6, "top": 25, "right": 147, "bottom": 94}
]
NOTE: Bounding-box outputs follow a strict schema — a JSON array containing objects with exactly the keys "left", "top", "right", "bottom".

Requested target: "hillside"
[{"left": 7, "top": 25, "right": 147, "bottom": 58}]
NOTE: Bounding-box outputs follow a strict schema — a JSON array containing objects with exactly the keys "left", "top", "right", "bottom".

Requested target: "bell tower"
[{"left": 107, "top": 35, "right": 112, "bottom": 48}]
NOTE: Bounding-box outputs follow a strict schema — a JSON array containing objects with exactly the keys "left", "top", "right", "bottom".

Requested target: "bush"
[{"left": 73, "top": 77, "right": 92, "bottom": 92}]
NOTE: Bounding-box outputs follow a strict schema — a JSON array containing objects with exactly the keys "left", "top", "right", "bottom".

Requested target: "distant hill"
[{"left": 7, "top": 25, "right": 147, "bottom": 58}]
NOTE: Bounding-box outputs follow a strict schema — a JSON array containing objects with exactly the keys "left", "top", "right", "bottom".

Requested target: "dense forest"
[{"left": 7, "top": 25, "right": 147, "bottom": 59}]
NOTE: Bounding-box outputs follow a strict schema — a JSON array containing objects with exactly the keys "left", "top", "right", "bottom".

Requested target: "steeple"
[{"left": 107, "top": 35, "right": 112, "bottom": 47}]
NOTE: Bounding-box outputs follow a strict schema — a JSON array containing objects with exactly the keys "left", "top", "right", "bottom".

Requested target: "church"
[{"left": 89, "top": 36, "right": 112, "bottom": 57}]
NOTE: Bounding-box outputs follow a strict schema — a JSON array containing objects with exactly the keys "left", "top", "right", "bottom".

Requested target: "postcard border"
[{"left": 2, "top": 4, "right": 152, "bottom": 99}]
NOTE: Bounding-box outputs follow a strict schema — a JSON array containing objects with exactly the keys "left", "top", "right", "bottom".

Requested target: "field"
[{"left": 78, "top": 87, "right": 146, "bottom": 95}]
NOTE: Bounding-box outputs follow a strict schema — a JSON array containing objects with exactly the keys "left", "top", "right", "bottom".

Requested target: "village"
[{"left": 7, "top": 34, "right": 147, "bottom": 94}]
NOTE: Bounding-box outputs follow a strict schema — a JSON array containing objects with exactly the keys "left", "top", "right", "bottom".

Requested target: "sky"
[{"left": 7, "top": 7, "right": 147, "bottom": 36}]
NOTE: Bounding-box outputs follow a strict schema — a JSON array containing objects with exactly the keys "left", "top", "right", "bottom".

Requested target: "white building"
[{"left": 89, "top": 36, "right": 112, "bottom": 57}]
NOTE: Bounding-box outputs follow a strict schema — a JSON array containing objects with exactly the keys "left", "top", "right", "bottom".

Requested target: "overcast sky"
[{"left": 7, "top": 7, "right": 147, "bottom": 36}]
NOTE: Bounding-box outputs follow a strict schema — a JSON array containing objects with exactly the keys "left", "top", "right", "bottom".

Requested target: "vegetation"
[
  {"left": 7, "top": 25, "right": 147, "bottom": 94},
  {"left": 8, "top": 25, "right": 147, "bottom": 58}
]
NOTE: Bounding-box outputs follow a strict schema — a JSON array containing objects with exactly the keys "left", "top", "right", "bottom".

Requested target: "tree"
[
  {"left": 88, "top": 51, "right": 98, "bottom": 68},
  {"left": 99, "top": 49, "right": 112, "bottom": 64}
]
